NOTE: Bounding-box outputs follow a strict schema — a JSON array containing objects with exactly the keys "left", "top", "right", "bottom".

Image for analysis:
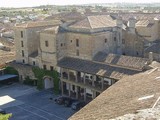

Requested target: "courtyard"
[{"left": 0, "top": 83, "right": 76, "bottom": 120}]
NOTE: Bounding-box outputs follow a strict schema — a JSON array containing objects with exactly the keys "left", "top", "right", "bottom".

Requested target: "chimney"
[
  {"left": 116, "top": 16, "right": 123, "bottom": 28},
  {"left": 149, "top": 52, "right": 153, "bottom": 63},
  {"left": 127, "top": 17, "right": 136, "bottom": 33}
]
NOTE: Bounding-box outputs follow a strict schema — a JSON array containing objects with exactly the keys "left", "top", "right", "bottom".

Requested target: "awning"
[{"left": 0, "top": 74, "right": 18, "bottom": 81}]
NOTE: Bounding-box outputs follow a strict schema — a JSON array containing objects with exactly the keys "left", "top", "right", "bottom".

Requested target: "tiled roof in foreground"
[
  {"left": 69, "top": 67, "right": 160, "bottom": 120},
  {"left": 58, "top": 57, "right": 139, "bottom": 80}
]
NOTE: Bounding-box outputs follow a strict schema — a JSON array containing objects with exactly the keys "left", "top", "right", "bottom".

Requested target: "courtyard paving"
[{"left": 0, "top": 83, "right": 76, "bottom": 120}]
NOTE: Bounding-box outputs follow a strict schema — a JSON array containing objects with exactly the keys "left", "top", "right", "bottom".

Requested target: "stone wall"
[
  {"left": 136, "top": 20, "right": 159, "bottom": 42},
  {"left": 144, "top": 52, "right": 160, "bottom": 62},
  {"left": 7, "top": 62, "right": 36, "bottom": 82},
  {"left": 14, "top": 26, "right": 57, "bottom": 65},
  {"left": 122, "top": 31, "right": 144, "bottom": 57},
  {"left": 64, "top": 30, "right": 122, "bottom": 60}
]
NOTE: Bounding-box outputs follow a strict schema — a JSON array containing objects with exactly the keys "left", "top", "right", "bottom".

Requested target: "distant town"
[{"left": 1, "top": 3, "right": 160, "bottom": 120}]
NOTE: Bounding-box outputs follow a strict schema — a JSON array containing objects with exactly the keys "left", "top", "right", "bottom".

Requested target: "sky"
[{"left": 0, "top": 0, "right": 160, "bottom": 8}]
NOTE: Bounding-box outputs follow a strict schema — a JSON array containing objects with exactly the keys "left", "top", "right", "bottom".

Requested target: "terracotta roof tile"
[
  {"left": 93, "top": 52, "right": 149, "bottom": 71},
  {"left": 58, "top": 57, "right": 139, "bottom": 80},
  {"left": 136, "top": 20, "right": 154, "bottom": 27},
  {"left": 15, "top": 20, "right": 61, "bottom": 28},
  {"left": 69, "top": 15, "right": 116, "bottom": 29},
  {"left": 41, "top": 26, "right": 59, "bottom": 34},
  {"left": 69, "top": 68, "right": 160, "bottom": 120}
]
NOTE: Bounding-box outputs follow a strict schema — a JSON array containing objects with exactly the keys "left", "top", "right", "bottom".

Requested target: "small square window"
[
  {"left": 33, "top": 61, "right": 35, "bottom": 66},
  {"left": 45, "top": 41, "right": 48, "bottom": 47},
  {"left": 21, "top": 31, "right": 23, "bottom": 38},
  {"left": 50, "top": 66, "right": 54, "bottom": 71},
  {"left": 43, "top": 65, "right": 47, "bottom": 70},
  {"left": 72, "top": 85, "right": 75, "bottom": 91},
  {"left": 76, "top": 39, "right": 79, "bottom": 47},
  {"left": 105, "top": 38, "right": 107, "bottom": 43},
  {"left": 136, "top": 52, "right": 139, "bottom": 55},
  {"left": 22, "top": 59, "right": 25, "bottom": 63},
  {"left": 21, "top": 41, "right": 24, "bottom": 47},
  {"left": 22, "top": 50, "right": 24, "bottom": 57},
  {"left": 122, "top": 39, "right": 125, "bottom": 44}
]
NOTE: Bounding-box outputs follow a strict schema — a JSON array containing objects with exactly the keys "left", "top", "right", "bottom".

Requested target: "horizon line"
[{"left": 1, "top": 2, "right": 160, "bottom": 8}]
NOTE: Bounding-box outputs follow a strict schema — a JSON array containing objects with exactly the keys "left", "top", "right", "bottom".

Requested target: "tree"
[{"left": 0, "top": 114, "right": 12, "bottom": 120}]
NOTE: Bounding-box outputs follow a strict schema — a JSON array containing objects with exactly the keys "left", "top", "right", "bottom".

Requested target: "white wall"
[{"left": 104, "top": 78, "right": 112, "bottom": 85}]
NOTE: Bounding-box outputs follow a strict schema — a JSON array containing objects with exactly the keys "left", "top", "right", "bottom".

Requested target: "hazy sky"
[{"left": 1, "top": 0, "right": 160, "bottom": 8}]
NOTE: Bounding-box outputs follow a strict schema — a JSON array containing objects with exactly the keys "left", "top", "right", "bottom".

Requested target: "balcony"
[
  {"left": 85, "top": 78, "right": 92, "bottom": 87},
  {"left": 103, "top": 81, "right": 110, "bottom": 90},
  {"left": 62, "top": 72, "right": 68, "bottom": 79},
  {"left": 61, "top": 70, "right": 112, "bottom": 92},
  {"left": 61, "top": 72, "right": 76, "bottom": 82},
  {"left": 69, "top": 74, "right": 76, "bottom": 82},
  {"left": 77, "top": 76, "right": 84, "bottom": 83},
  {"left": 94, "top": 81, "right": 102, "bottom": 89}
]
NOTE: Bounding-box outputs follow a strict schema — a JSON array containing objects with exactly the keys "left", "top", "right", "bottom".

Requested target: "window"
[
  {"left": 136, "top": 52, "right": 139, "bottom": 55},
  {"left": 105, "top": 38, "right": 107, "bottom": 43},
  {"left": 22, "top": 50, "right": 24, "bottom": 57},
  {"left": 122, "top": 39, "right": 125, "bottom": 44},
  {"left": 72, "top": 85, "right": 75, "bottom": 91},
  {"left": 21, "top": 41, "right": 24, "bottom": 47},
  {"left": 76, "top": 39, "right": 79, "bottom": 47},
  {"left": 71, "top": 40, "right": 72, "bottom": 43},
  {"left": 33, "top": 61, "right": 35, "bottom": 66},
  {"left": 21, "top": 31, "right": 23, "bottom": 38},
  {"left": 45, "top": 41, "right": 48, "bottom": 47},
  {"left": 114, "top": 37, "right": 116, "bottom": 41},
  {"left": 122, "top": 52, "right": 126, "bottom": 55},
  {"left": 22, "top": 59, "right": 25, "bottom": 63},
  {"left": 61, "top": 43, "right": 63, "bottom": 47},
  {"left": 43, "top": 65, "right": 47, "bottom": 70},
  {"left": 76, "top": 49, "right": 79, "bottom": 56},
  {"left": 50, "top": 66, "right": 54, "bottom": 71}
]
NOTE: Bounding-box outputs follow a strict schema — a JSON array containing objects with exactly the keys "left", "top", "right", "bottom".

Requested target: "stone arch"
[{"left": 43, "top": 76, "right": 54, "bottom": 89}]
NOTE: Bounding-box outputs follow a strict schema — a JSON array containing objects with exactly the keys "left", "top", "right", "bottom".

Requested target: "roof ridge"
[
  {"left": 87, "top": 16, "right": 92, "bottom": 29},
  {"left": 26, "top": 23, "right": 28, "bottom": 28}
]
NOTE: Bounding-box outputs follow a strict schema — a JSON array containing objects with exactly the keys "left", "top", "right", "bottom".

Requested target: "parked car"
[
  {"left": 64, "top": 98, "right": 78, "bottom": 107},
  {"left": 0, "top": 109, "right": 6, "bottom": 114},
  {"left": 71, "top": 101, "right": 86, "bottom": 110},
  {"left": 7, "top": 82, "right": 13, "bottom": 85},
  {"left": 54, "top": 96, "right": 71, "bottom": 105}
]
